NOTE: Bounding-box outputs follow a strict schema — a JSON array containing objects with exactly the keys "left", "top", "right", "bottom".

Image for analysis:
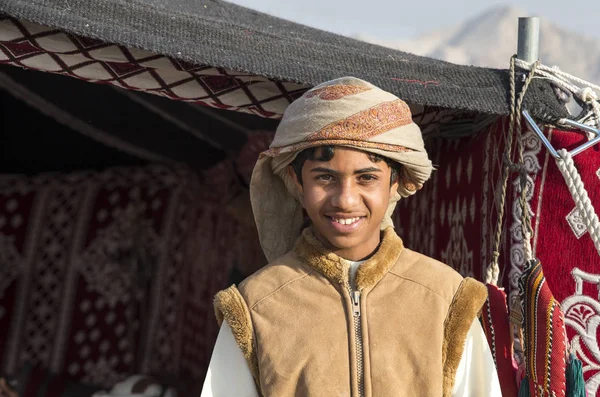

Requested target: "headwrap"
[{"left": 250, "top": 77, "right": 433, "bottom": 262}]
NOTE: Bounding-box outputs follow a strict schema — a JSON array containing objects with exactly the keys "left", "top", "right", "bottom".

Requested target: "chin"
[{"left": 319, "top": 231, "right": 364, "bottom": 251}]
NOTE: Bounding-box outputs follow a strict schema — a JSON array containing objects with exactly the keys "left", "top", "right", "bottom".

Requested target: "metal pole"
[{"left": 517, "top": 17, "right": 540, "bottom": 63}]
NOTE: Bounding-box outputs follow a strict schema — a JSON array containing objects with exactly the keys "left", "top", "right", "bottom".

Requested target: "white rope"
[
  {"left": 577, "top": 88, "right": 600, "bottom": 136},
  {"left": 514, "top": 59, "right": 600, "bottom": 131},
  {"left": 523, "top": 232, "right": 533, "bottom": 262},
  {"left": 485, "top": 254, "right": 500, "bottom": 285},
  {"left": 555, "top": 149, "right": 600, "bottom": 256},
  {"left": 514, "top": 59, "right": 600, "bottom": 95}
]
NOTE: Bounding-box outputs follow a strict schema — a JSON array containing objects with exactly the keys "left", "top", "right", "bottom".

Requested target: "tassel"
[
  {"left": 566, "top": 353, "right": 586, "bottom": 397},
  {"left": 484, "top": 260, "right": 500, "bottom": 285},
  {"left": 518, "top": 376, "right": 531, "bottom": 397}
]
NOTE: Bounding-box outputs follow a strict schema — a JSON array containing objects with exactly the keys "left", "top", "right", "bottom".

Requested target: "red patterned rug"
[{"left": 0, "top": 163, "right": 265, "bottom": 395}]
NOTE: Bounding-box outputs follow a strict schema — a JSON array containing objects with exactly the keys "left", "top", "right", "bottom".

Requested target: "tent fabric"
[
  {"left": 0, "top": 2, "right": 567, "bottom": 121},
  {"left": 0, "top": 16, "right": 308, "bottom": 119},
  {"left": 0, "top": 16, "right": 497, "bottom": 137}
]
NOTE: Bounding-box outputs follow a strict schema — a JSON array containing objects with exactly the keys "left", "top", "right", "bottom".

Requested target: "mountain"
[{"left": 357, "top": 6, "right": 600, "bottom": 84}]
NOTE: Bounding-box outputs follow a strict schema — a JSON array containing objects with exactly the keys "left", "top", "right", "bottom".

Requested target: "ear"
[{"left": 287, "top": 166, "right": 305, "bottom": 205}]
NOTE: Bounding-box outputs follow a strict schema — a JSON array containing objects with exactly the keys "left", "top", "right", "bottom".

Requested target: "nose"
[{"left": 330, "top": 180, "right": 359, "bottom": 210}]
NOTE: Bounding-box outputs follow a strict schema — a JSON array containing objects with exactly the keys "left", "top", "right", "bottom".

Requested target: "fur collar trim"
[{"left": 293, "top": 227, "right": 404, "bottom": 289}]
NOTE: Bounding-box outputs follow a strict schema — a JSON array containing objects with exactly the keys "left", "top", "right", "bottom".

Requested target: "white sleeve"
[
  {"left": 452, "top": 319, "right": 503, "bottom": 397},
  {"left": 200, "top": 321, "right": 260, "bottom": 397}
]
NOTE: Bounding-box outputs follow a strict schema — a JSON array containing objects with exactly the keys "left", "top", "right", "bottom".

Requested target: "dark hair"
[{"left": 290, "top": 145, "right": 400, "bottom": 185}]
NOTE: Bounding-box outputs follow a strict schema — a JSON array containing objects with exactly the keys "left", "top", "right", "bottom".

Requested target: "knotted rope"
[
  {"left": 485, "top": 56, "right": 539, "bottom": 285},
  {"left": 514, "top": 58, "right": 600, "bottom": 133}
]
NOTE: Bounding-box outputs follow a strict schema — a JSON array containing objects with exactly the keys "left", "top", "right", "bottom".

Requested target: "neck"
[
  {"left": 313, "top": 230, "right": 381, "bottom": 261},
  {"left": 294, "top": 227, "right": 404, "bottom": 290}
]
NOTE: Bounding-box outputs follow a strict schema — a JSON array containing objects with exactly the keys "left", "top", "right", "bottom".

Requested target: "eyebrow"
[{"left": 310, "top": 167, "right": 383, "bottom": 175}]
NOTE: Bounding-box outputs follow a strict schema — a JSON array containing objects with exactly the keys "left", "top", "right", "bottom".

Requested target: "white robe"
[{"left": 201, "top": 261, "right": 503, "bottom": 397}]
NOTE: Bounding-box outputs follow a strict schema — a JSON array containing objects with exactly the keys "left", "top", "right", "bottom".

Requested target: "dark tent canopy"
[
  {"left": 1, "top": 65, "right": 279, "bottom": 174},
  {"left": 1, "top": 0, "right": 566, "bottom": 120}
]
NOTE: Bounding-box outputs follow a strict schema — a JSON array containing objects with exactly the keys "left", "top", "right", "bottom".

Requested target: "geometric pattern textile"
[
  {"left": 518, "top": 259, "right": 567, "bottom": 397},
  {"left": 0, "top": 163, "right": 265, "bottom": 394},
  {"left": 394, "top": 117, "right": 511, "bottom": 282},
  {"left": 0, "top": 164, "right": 197, "bottom": 387},
  {"left": 0, "top": 16, "right": 308, "bottom": 119}
]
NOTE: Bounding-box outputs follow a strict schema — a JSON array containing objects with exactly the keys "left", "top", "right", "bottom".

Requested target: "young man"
[{"left": 201, "top": 77, "right": 501, "bottom": 396}]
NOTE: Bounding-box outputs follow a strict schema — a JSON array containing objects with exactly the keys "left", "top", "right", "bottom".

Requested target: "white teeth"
[{"left": 332, "top": 217, "right": 360, "bottom": 225}]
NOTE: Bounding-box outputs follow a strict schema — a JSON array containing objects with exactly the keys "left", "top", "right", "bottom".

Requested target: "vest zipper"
[{"left": 346, "top": 282, "right": 364, "bottom": 397}]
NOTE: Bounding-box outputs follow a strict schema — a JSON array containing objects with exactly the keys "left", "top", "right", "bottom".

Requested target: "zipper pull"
[{"left": 352, "top": 291, "right": 361, "bottom": 316}]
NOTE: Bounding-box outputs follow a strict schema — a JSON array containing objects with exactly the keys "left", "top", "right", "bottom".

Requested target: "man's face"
[{"left": 289, "top": 147, "right": 398, "bottom": 261}]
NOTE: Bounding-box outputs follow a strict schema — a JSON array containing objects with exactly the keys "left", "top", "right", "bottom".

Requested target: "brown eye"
[
  {"left": 316, "top": 174, "right": 333, "bottom": 181},
  {"left": 359, "top": 174, "right": 377, "bottom": 181}
]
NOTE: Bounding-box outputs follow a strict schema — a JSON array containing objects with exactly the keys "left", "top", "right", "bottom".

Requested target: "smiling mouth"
[
  {"left": 330, "top": 217, "right": 362, "bottom": 225},
  {"left": 325, "top": 215, "right": 365, "bottom": 233}
]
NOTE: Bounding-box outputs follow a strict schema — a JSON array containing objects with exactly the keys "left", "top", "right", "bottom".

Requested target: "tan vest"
[{"left": 214, "top": 227, "right": 487, "bottom": 397}]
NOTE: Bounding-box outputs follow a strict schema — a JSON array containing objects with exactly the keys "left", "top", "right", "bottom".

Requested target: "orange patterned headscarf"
[{"left": 250, "top": 77, "right": 433, "bottom": 262}]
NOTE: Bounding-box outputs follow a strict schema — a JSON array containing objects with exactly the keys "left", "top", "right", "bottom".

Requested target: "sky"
[{"left": 226, "top": 0, "right": 600, "bottom": 41}]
